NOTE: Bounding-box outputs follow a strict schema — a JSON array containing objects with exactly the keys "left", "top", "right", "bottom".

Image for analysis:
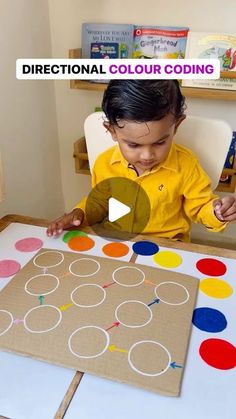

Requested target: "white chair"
[{"left": 84, "top": 111, "right": 232, "bottom": 190}]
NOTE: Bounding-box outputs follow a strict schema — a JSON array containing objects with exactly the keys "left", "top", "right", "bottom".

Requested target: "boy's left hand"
[{"left": 213, "top": 196, "right": 236, "bottom": 222}]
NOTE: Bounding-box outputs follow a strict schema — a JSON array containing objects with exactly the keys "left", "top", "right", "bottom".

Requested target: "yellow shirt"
[{"left": 76, "top": 143, "right": 226, "bottom": 242}]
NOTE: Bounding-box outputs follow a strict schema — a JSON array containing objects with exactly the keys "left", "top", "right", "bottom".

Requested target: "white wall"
[{"left": 0, "top": 0, "right": 64, "bottom": 219}]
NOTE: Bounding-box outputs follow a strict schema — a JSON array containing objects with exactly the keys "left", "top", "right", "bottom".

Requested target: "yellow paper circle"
[
  {"left": 200, "top": 278, "right": 233, "bottom": 299},
  {"left": 153, "top": 251, "right": 182, "bottom": 268}
]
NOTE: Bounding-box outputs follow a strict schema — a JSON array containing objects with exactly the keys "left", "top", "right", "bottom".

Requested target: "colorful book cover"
[
  {"left": 182, "top": 32, "right": 236, "bottom": 90},
  {"left": 132, "top": 26, "right": 189, "bottom": 59},
  {"left": 82, "top": 23, "right": 134, "bottom": 59},
  {"left": 90, "top": 42, "right": 119, "bottom": 59}
]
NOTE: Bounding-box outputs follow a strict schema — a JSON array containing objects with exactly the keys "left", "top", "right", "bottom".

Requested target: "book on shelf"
[
  {"left": 132, "top": 26, "right": 189, "bottom": 59},
  {"left": 81, "top": 22, "right": 134, "bottom": 83},
  {"left": 82, "top": 23, "right": 134, "bottom": 59},
  {"left": 182, "top": 32, "right": 236, "bottom": 90}
]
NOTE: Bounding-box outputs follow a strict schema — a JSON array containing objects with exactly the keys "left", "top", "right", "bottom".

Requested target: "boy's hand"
[
  {"left": 213, "top": 197, "right": 236, "bottom": 222},
  {"left": 46, "top": 208, "right": 84, "bottom": 237}
]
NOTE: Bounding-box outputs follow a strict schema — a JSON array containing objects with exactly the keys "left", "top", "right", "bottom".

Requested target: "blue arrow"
[
  {"left": 148, "top": 298, "right": 160, "bottom": 307},
  {"left": 170, "top": 362, "right": 183, "bottom": 369}
]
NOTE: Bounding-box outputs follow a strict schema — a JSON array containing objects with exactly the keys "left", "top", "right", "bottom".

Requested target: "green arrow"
[{"left": 38, "top": 295, "right": 44, "bottom": 305}]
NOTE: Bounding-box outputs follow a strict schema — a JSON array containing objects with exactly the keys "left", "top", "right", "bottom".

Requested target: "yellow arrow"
[
  {"left": 109, "top": 344, "right": 128, "bottom": 354},
  {"left": 59, "top": 303, "right": 74, "bottom": 311}
]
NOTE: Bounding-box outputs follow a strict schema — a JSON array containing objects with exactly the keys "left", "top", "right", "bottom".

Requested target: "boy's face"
[{"left": 106, "top": 114, "right": 185, "bottom": 174}]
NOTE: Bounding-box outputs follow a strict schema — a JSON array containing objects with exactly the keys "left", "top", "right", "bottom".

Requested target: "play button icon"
[
  {"left": 108, "top": 198, "right": 131, "bottom": 222},
  {"left": 85, "top": 177, "right": 151, "bottom": 240}
]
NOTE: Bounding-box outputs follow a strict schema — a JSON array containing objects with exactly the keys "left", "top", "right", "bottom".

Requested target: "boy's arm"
[
  {"left": 47, "top": 152, "right": 111, "bottom": 236},
  {"left": 182, "top": 162, "right": 227, "bottom": 232},
  {"left": 74, "top": 160, "right": 109, "bottom": 225}
]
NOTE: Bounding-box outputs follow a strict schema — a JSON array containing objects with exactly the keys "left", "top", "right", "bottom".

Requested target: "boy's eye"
[
  {"left": 126, "top": 140, "right": 166, "bottom": 148},
  {"left": 155, "top": 140, "right": 166, "bottom": 146}
]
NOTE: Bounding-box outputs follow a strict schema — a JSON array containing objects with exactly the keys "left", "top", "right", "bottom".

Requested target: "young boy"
[{"left": 47, "top": 80, "right": 236, "bottom": 241}]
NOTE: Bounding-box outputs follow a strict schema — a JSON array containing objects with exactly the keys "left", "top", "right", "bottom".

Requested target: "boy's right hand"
[{"left": 46, "top": 208, "right": 84, "bottom": 237}]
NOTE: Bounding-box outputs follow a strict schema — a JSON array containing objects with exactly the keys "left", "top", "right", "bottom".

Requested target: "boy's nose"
[{"left": 140, "top": 148, "right": 154, "bottom": 160}]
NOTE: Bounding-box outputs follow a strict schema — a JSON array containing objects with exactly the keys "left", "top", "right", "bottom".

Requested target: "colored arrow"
[
  {"left": 106, "top": 322, "right": 120, "bottom": 332},
  {"left": 103, "top": 281, "right": 116, "bottom": 289},
  {"left": 147, "top": 298, "right": 160, "bottom": 307},
  {"left": 170, "top": 362, "right": 183, "bottom": 369},
  {"left": 59, "top": 303, "right": 74, "bottom": 311},
  {"left": 61, "top": 272, "right": 71, "bottom": 279},
  {"left": 144, "top": 279, "right": 157, "bottom": 286},
  {"left": 13, "top": 319, "right": 23, "bottom": 325},
  {"left": 38, "top": 295, "right": 44, "bottom": 305},
  {"left": 108, "top": 344, "right": 128, "bottom": 354}
]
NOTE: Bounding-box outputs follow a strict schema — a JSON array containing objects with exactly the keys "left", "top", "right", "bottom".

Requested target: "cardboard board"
[{"left": 0, "top": 248, "right": 198, "bottom": 396}]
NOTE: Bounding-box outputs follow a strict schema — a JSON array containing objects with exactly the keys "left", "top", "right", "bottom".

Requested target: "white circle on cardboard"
[
  {"left": 33, "top": 251, "right": 64, "bottom": 268},
  {"left": 128, "top": 340, "right": 171, "bottom": 376},
  {"left": 24, "top": 305, "right": 62, "bottom": 333},
  {"left": 25, "top": 274, "right": 59, "bottom": 296},
  {"left": 115, "top": 300, "right": 153, "bottom": 328},
  {"left": 112, "top": 266, "right": 145, "bottom": 287},
  {"left": 71, "top": 284, "right": 106, "bottom": 308},
  {"left": 155, "top": 281, "right": 190, "bottom": 306},
  {"left": 68, "top": 326, "right": 110, "bottom": 359},
  {"left": 0, "top": 310, "right": 14, "bottom": 336},
  {"left": 69, "top": 258, "right": 100, "bottom": 277}
]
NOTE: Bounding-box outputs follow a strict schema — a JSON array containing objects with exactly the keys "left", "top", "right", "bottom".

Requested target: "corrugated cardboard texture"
[{"left": 0, "top": 248, "right": 198, "bottom": 396}]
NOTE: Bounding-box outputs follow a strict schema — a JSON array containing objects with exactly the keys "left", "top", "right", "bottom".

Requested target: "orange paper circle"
[
  {"left": 102, "top": 242, "right": 129, "bottom": 258},
  {"left": 68, "top": 236, "right": 95, "bottom": 252}
]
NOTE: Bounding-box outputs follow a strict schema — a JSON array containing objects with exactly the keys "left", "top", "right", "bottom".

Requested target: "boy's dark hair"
[{"left": 102, "top": 80, "right": 186, "bottom": 125}]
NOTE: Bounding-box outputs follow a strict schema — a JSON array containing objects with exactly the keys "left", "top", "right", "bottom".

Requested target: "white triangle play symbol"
[{"left": 108, "top": 197, "right": 131, "bottom": 222}]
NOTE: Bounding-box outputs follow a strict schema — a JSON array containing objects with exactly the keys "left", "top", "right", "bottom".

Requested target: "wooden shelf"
[
  {"left": 69, "top": 49, "right": 236, "bottom": 101},
  {"left": 73, "top": 136, "right": 90, "bottom": 174},
  {"left": 180, "top": 86, "right": 236, "bottom": 101},
  {"left": 73, "top": 137, "right": 236, "bottom": 192},
  {"left": 70, "top": 81, "right": 236, "bottom": 100},
  {"left": 70, "top": 79, "right": 107, "bottom": 92}
]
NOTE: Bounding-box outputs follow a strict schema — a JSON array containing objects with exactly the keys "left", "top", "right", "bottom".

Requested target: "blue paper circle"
[
  {"left": 132, "top": 241, "right": 159, "bottom": 256},
  {"left": 192, "top": 307, "right": 227, "bottom": 333}
]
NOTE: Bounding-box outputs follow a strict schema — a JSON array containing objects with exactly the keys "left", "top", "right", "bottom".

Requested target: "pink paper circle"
[
  {"left": 0, "top": 260, "right": 21, "bottom": 278},
  {"left": 15, "top": 237, "right": 43, "bottom": 252}
]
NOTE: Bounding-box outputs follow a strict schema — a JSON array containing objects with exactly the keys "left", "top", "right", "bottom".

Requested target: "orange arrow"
[
  {"left": 61, "top": 272, "right": 71, "bottom": 279},
  {"left": 144, "top": 279, "right": 156, "bottom": 286}
]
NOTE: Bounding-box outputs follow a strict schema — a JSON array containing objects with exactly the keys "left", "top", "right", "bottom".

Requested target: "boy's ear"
[
  {"left": 103, "top": 122, "right": 117, "bottom": 142},
  {"left": 174, "top": 114, "right": 186, "bottom": 134}
]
